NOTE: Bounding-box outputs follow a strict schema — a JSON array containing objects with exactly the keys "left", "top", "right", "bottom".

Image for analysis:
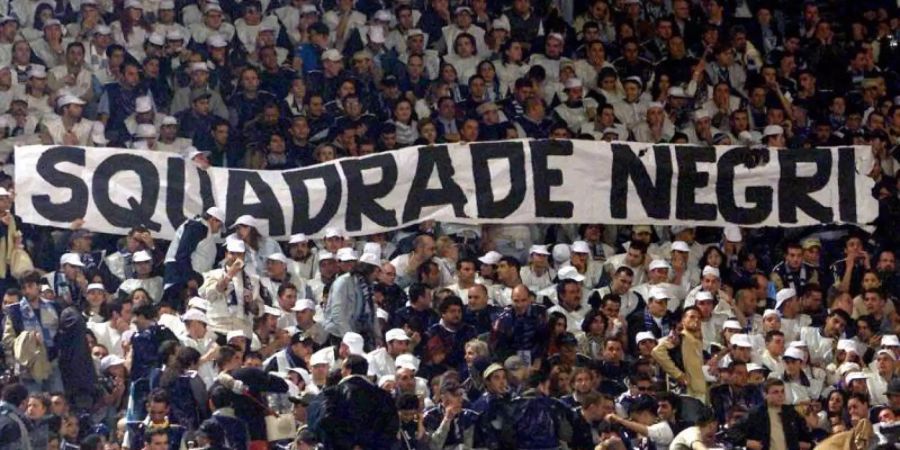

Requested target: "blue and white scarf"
[{"left": 18, "top": 297, "right": 57, "bottom": 350}]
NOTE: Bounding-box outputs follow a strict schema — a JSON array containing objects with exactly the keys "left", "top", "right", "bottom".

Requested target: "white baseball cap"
[
  {"left": 775, "top": 288, "right": 797, "bottom": 310},
  {"left": 557, "top": 265, "right": 585, "bottom": 282},
  {"left": 57, "top": 94, "right": 86, "bottom": 108},
  {"left": 729, "top": 334, "right": 752, "bottom": 348},
  {"left": 100, "top": 354, "right": 126, "bottom": 372},
  {"left": 723, "top": 320, "right": 742, "bottom": 330},
  {"left": 395, "top": 353, "right": 419, "bottom": 372},
  {"left": 188, "top": 297, "right": 210, "bottom": 311},
  {"left": 135, "top": 124, "right": 157, "bottom": 139},
  {"left": 783, "top": 347, "right": 806, "bottom": 360},
  {"left": 233, "top": 215, "right": 258, "bottom": 228},
  {"left": 648, "top": 286, "right": 670, "bottom": 301},
  {"left": 746, "top": 363, "right": 765, "bottom": 372},
  {"left": 478, "top": 251, "right": 502, "bottom": 265},
  {"left": 695, "top": 291, "right": 714, "bottom": 303},
  {"left": 263, "top": 305, "right": 283, "bottom": 317},
  {"left": 147, "top": 32, "right": 165, "bottom": 46},
  {"left": 529, "top": 244, "right": 550, "bottom": 256},
  {"left": 564, "top": 77, "right": 583, "bottom": 90},
  {"left": 671, "top": 241, "right": 691, "bottom": 253},
  {"left": 266, "top": 253, "right": 288, "bottom": 264},
  {"left": 205, "top": 206, "right": 225, "bottom": 222},
  {"left": 882, "top": 335, "right": 900, "bottom": 347},
  {"left": 310, "top": 349, "right": 331, "bottom": 366},
  {"left": 837, "top": 339, "right": 859, "bottom": 354},
  {"left": 648, "top": 259, "right": 670, "bottom": 271},
  {"left": 570, "top": 240, "right": 591, "bottom": 254},
  {"left": 60, "top": 253, "right": 84, "bottom": 267},
  {"left": 86, "top": 283, "right": 106, "bottom": 292},
  {"left": 189, "top": 62, "right": 209, "bottom": 73},
  {"left": 362, "top": 242, "right": 382, "bottom": 260},
  {"left": 226, "top": 330, "right": 246, "bottom": 342},
  {"left": 324, "top": 228, "right": 342, "bottom": 239},
  {"left": 359, "top": 252, "right": 380, "bottom": 267},
  {"left": 845, "top": 371, "right": 868, "bottom": 383},
  {"left": 166, "top": 29, "right": 185, "bottom": 41},
  {"left": 182, "top": 308, "right": 209, "bottom": 324},
  {"left": 291, "top": 298, "right": 316, "bottom": 312},
  {"left": 763, "top": 124, "right": 784, "bottom": 137},
  {"left": 28, "top": 65, "right": 47, "bottom": 78},
  {"left": 132, "top": 250, "right": 152, "bottom": 263},
  {"left": 701, "top": 266, "right": 720, "bottom": 279},
  {"left": 321, "top": 49, "right": 343, "bottom": 62},
  {"left": 635, "top": 331, "right": 656, "bottom": 344},
  {"left": 206, "top": 34, "right": 228, "bottom": 47},
  {"left": 226, "top": 239, "right": 246, "bottom": 253},
  {"left": 336, "top": 247, "right": 358, "bottom": 262},
  {"left": 135, "top": 96, "right": 153, "bottom": 113},
  {"left": 289, "top": 233, "right": 308, "bottom": 244},
  {"left": 342, "top": 332, "right": 364, "bottom": 355},
  {"left": 385, "top": 328, "right": 410, "bottom": 342}
]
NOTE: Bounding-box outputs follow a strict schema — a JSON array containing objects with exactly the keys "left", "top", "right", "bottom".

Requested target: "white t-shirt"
[{"left": 647, "top": 421, "right": 675, "bottom": 450}]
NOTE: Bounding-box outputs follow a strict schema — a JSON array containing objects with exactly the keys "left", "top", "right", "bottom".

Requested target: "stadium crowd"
[{"left": 0, "top": 0, "right": 899, "bottom": 449}]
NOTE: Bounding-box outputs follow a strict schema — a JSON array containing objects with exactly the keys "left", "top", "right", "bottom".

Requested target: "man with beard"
[
  {"left": 652, "top": 306, "right": 708, "bottom": 403},
  {"left": 40, "top": 94, "right": 95, "bottom": 145}
]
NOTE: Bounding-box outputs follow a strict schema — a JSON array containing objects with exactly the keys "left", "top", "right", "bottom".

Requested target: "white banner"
[{"left": 13, "top": 140, "right": 878, "bottom": 240}]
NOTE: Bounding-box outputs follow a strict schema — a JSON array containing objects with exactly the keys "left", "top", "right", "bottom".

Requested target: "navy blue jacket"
[
  {"left": 491, "top": 304, "right": 548, "bottom": 361},
  {"left": 424, "top": 322, "right": 479, "bottom": 372}
]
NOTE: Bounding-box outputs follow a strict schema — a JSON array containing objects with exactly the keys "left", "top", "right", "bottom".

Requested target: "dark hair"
[
  {"left": 18, "top": 269, "right": 43, "bottom": 286},
  {"left": 215, "top": 344, "right": 239, "bottom": 368},
  {"left": 581, "top": 308, "right": 608, "bottom": 333},
  {"left": 208, "top": 385, "right": 232, "bottom": 409},
  {"left": 132, "top": 302, "right": 157, "bottom": 320},
  {"left": 148, "top": 388, "right": 169, "bottom": 405},
  {"left": 764, "top": 330, "right": 784, "bottom": 343},
  {"left": 416, "top": 261, "right": 438, "bottom": 282},
  {"left": 67, "top": 41, "right": 85, "bottom": 53},
  {"left": 656, "top": 391, "right": 680, "bottom": 411},
  {"left": 408, "top": 283, "right": 430, "bottom": 305},
  {"left": 80, "top": 434, "right": 103, "bottom": 450},
  {"left": 277, "top": 282, "right": 297, "bottom": 298},
  {"left": 1, "top": 383, "right": 29, "bottom": 406},
  {"left": 159, "top": 346, "right": 201, "bottom": 388},
  {"left": 144, "top": 428, "right": 168, "bottom": 444},
  {"left": 439, "top": 295, "right": 463, "bottom": 314},
  {"left": 456, "top": 258, "right": 477, "bottom": 271},
  {"left": 499, "top": 256, "right": 521, "bottom": 271},
  {"left": 556, "top": 279, "right": 580, "bottom": 299},
  {"left": 848, "top": 392, "right": 868, "bottom": 406},
  {"left": 863, "top": 287, "right": 885, "bottom": 300},
  {"left": 343, "top": 354, "right": 368, "bottom": 375},
  {"left": 100, "top": 297, "right": 128, "bottom": 321}
]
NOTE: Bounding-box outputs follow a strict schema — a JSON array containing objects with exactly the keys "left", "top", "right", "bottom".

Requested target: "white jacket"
[{"left": 199, "top": 268, "right": 263, "bottom": 336}]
